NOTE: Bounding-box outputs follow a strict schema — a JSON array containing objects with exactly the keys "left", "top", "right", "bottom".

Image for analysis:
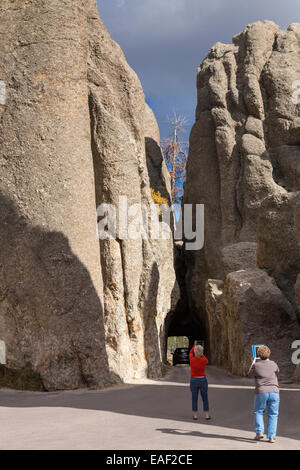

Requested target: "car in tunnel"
[{"left": 172, "top": 347, "right": 190, "bottom": 366}]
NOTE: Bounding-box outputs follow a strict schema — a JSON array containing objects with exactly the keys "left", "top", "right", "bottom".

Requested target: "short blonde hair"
[
  {"left": 194, "top": 345, "right": 204, "bottom": 358},
  {"left": 257, "top": 345, "right": 271, "bottom": 360}
]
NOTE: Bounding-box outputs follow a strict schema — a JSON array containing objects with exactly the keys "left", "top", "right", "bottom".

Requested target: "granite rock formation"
[
  {"left": 185, "top": 21, "right": 300, "bottom": 380},
  {"left": 88, "top": 6, "right": 178, "bottom": 380},
  {"left": 0, "top": 0, "right": 178, "bottom": 390}
]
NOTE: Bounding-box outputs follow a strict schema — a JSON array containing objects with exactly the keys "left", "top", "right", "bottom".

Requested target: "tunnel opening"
[
  {"left": 163, "top": 242, "right": 209, "bottom": 366},
  {"left": 167, "top": 336, "right": 189, "bottom": 365},
  {"left": 166, "top": 307, "right": 207, "bottom": 353}
]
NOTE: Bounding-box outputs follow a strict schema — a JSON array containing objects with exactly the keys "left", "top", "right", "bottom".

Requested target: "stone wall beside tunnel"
[
  {"left": 184, "top": 21, "right": 300, "bottom": 381},
  {"left": 0, "top": 0, "right": 179, "bottom": 390}
]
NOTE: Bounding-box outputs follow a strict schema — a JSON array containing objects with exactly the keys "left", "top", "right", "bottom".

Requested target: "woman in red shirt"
[{"left": 189, "top": 342, "right": 211, "bottom": 420}]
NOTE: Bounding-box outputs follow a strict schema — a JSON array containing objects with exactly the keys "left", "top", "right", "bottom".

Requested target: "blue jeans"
[
  {"left": 254, "top": 392, "right": 280, "bottom": 439},
  {"left": 190, "top": 377, "right": 209, "bottom": 412}
]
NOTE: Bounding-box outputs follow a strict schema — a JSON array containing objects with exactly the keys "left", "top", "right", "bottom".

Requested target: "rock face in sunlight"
[
  {"left": 87, "top": 3, "right": 179, "bottom": 381},
  {"left": 0, "top": 0, "right": 178, "bottom": 390},
  {"left": 185, "top": 21, "right": 300, "bottom": 380}
]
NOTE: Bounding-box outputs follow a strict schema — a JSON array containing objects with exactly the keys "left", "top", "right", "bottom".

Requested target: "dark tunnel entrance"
[
  {"left": 164, "top": 305, "right": 208, "bottom": 366},
  {"left": 166, "top": 309, "right": 206, "bottom": 351},
  {"left": 164, "top": 242, "right": 208, "bottom": 365}
]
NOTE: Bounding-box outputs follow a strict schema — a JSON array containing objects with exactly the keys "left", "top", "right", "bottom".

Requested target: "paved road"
[{"left": 0, "top": 365, "right": 299, "bottom": 450}]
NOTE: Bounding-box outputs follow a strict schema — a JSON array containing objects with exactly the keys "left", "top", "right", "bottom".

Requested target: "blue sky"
[{"left": 97, "top": 0, "right": 300, "bottom": 140}]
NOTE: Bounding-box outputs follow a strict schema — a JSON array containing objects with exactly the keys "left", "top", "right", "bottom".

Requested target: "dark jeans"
[{"left": 190, "top": 377, "right": 209, "bottom": 412}]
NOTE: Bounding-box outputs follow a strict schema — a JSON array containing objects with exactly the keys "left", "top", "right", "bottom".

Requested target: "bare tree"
[{"left": 161, "top": 112, "right": 189, "bottom": 205}]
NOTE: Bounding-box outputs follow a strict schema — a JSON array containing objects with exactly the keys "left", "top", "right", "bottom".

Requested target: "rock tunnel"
[
  {"left": 166, "top": 308, "right": 206, "bottom": 352},
  {"left": 164, "top": 243, "right": 208, "bottom": 357}
]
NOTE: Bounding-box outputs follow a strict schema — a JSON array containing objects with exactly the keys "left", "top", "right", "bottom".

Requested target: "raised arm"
[
  {"left": 202, "top": 354, "right": 208, "bottom": 365},
  {"left": 189, "top": 346, "right": 194, "bottom": 361},
  {"left": 247, "top": 358, "right": 256, "bottom": 376}
]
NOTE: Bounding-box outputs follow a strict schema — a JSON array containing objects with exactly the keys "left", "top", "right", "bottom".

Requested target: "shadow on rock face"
[
  {"left": 0, "top": 192, "right": 121, "bottom": 391},
  {"left": 145, "top": 137, "right": 171, "bottom": 203},
  {"left": 143, "top": 261, "right": 161, "bottom": 378}
]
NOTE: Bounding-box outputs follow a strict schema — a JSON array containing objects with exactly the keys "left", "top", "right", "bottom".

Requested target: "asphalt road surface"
[{"left": 0, "top": 365, "right": 299, "bottom": 450}]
